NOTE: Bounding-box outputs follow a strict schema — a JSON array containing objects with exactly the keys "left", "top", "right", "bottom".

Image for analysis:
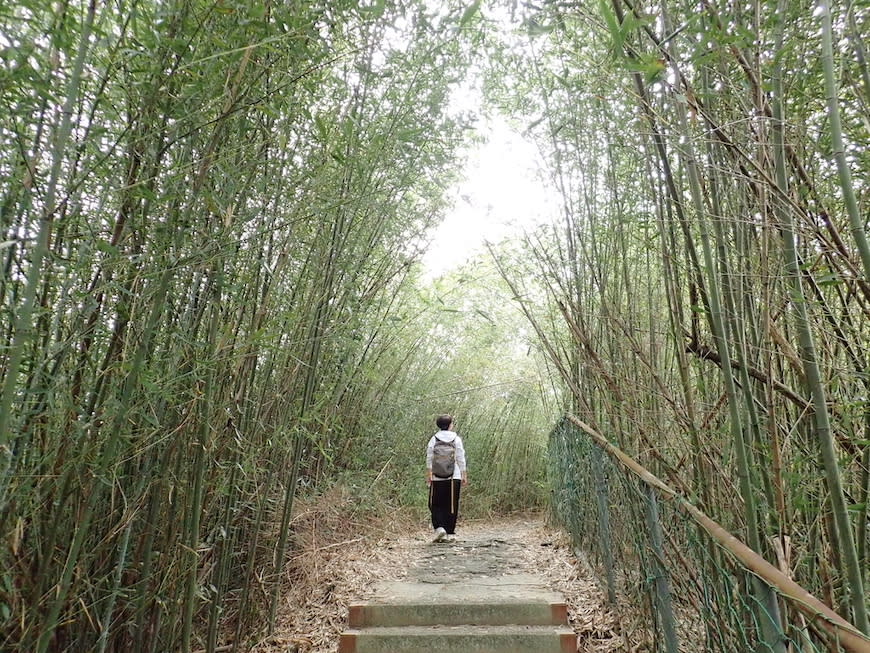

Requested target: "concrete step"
[
  {"left": 348, "top": 600, "right": 568, "bottom": 627},
  {"left": 350, "top": 576, "right": 568, "bottom": 627},
  {"left": 338, "top": 624, "right": 577, "bottom": 653}
]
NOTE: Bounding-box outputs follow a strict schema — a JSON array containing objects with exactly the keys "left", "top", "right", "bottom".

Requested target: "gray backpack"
[{"left": 431, "top": 437, "right": 456, "bottom": 479}]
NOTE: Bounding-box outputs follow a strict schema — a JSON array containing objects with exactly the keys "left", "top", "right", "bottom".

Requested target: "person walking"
[{"left": 426, "top": 414, "right": 467, "bottom": 543}]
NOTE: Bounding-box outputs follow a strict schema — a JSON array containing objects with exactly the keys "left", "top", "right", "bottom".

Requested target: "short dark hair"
[{"left": 436, "top": 414, "right": 453, "bottom": 430}]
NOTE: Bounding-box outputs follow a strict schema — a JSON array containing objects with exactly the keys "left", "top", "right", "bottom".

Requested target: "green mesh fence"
[{"left": 549, "top": 418, "right": 864, "bottom": 653}]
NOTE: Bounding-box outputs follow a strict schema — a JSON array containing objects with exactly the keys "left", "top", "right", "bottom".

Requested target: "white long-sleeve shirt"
[{"left": 426, "top": 430, "right": 467, "bottom": 480}]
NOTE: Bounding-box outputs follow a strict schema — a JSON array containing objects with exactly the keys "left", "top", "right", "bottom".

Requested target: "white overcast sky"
[{"left": 421, "top": 115, "right": 558, "bottom": 278}]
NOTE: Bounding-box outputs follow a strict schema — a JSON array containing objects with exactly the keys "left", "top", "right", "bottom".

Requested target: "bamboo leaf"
[
  {"left": 460, "top": 1, "right": 482, "bottom": 28},
  {"left": 526, "top": 19, "right": 557, "bottom": 36},
  {"left": 359, "top": 0, "right": 386, "bottom": 20},
  {"left": 816, "top": 272, "right": 842, "bottom": 286}
]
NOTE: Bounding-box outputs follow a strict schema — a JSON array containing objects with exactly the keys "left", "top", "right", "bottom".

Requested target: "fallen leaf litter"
[{"left": 246, "top": 492, "right": 626, "bottom": 652}]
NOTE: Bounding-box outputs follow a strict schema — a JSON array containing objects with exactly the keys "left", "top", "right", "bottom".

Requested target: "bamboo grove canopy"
[{"left": 1, "top": 1, "right": 869, "bottom": 652}]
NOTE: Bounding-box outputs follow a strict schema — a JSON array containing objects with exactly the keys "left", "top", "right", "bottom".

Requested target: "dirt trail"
[
  {"left": 409, "top": 525, "right": 548, "bottom": 581},
  {"left": 252, "top": 513, "right": 623, "bottom": 652}
]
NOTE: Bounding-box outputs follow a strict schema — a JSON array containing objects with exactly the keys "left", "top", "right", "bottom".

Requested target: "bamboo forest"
[{"left": 1, "top": 0, "right": 869, "bottom": 651}]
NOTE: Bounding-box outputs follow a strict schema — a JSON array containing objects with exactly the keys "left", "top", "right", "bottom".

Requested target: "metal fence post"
[
  {"left": 592, "top": 446, "right": 617, "bottom": 604},
  {"left": 643, "top": 483, "right": 680, "bottom": 653}
]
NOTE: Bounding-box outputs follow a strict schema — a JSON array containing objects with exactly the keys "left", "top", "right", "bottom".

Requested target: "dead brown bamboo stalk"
[
  {"left": 566, "top": 414, "right": 870, "bottom": 653},
  {"left": 686, "top": 341, "right": 809, "bottom": 409},
  {"left": 686, "top": 342, "right": 862, "bottom": 458}
]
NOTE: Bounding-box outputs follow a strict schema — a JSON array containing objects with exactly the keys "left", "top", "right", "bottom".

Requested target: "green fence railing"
[{"left": 549, "top": 416, "right": 870, "bottom": 653}]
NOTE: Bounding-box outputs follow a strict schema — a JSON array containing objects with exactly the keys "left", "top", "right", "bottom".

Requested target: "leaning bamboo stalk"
[
  {"left": 487, "top": 243, "right": 585, "bottom": 404},
  {"left": 36, "top": 266, "right": 174, "bottom": 653},
  {"left": 771, "top": 15, "right": 869, "bottom": 632},
  {"left": 627, "top": 0, "right": 870, "bottom": 312},
  {"left": 266, "top": 198, "right": 348, "bottom": 632},
  {"left": 566, "top": 414, "right": 870, "bottom": 653}
]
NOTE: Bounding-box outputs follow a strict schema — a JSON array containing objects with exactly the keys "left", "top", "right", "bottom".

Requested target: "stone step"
[
  {"left": 348, "top": 600, "right": 568, "bottom": 627},
  {"left": 338, "top": 624, "right": 577, "bottom": 653}
]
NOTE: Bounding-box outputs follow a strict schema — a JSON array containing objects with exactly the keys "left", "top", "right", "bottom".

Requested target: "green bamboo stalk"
[
  {"left": 819, "top": 0, "right": 870, "bottom": 286},
  {"left": 132, "top": 468, "right": 167, "bottom": 653},
  {"left": 181, "top": 432, "right": 207, "bottom": 653},
  {"left": 846, "top": 9, "right": 870, "bottom": 107},
  {"left": 206, "top": 455, "right": 241, "bottom": 653},
  {"left": 772, "top": 7, "right": 869, "bottom": 634},
  {"left": 97, "top": 515, "right": 134, "bottom": 653},
  {"left": 858, "top": 413, "right": 869, "bottom": 573},
  {"left": 654, "top": 185, "right": 707, "bottom": 497}
]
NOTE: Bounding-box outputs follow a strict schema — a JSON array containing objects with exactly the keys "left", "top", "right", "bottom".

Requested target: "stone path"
[{"left": 339, "top": 527, "right": 577, "bottom": 652}]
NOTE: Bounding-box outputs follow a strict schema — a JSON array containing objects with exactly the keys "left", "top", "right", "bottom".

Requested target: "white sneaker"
[{"left": 432, "top": 527, "right": 446, "bottom": 542}]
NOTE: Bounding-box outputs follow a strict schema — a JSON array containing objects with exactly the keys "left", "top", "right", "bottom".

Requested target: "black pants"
[{"left": 429, "top": 479, "right": 462, "bottom": 534}]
